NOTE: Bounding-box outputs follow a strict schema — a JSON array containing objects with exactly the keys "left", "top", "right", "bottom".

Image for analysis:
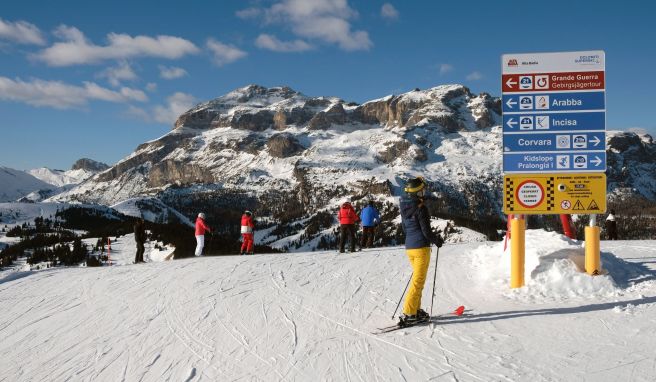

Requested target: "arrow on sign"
[
  {"left": 591, "top": 156, "right": 602, "bottom": 166},
  {"left": 506, "top": 78, "right": 517, "bottom": 88},
  {"left": 506, "top": 118, "right": 517, "bottom": 129},
  {"left": 590, "top": 136, "right": 601, "bottom": 147},
  {"left": 506, "top": 98, "right": 517, "bottom": 109}
]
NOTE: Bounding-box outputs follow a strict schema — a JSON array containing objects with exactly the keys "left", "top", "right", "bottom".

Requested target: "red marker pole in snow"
[{"left": 560, "top": 214, "right": 576, "bottom": 240}]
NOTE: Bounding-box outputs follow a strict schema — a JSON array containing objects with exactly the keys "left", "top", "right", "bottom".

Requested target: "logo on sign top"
[
  {"left": 516, "top": 180, "right": 545, "bottom": 208},
  {"left": 519, "top": 76, "right": 533, "bottom": 90},
  {"left": 576, "top": 55, "right": 601, "bottom": 64},
  {"left": 535, "top": 75, "right": 549, "bottom": 90},
  {"left": 508, "top": 59, "right": 518, "bottom": 66},
  {"left": 519, "top": 96, "right": 533, "bottom": 110}
]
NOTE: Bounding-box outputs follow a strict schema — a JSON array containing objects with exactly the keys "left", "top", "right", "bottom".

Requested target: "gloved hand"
[{"left": 434, "top": 235, "right": 444, "bottom": 248}]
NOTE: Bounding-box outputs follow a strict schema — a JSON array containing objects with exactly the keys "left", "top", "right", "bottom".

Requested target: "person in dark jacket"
[
  {"left": 399, "top": 177, "right": 444, "bottom": 323},
  {"left": 605, "top": 209, "right": 618, "bottom": 240},
  {"left": 338, "top": 200, "right": 360, "bottom": 253},
  {"left": 134, "top": 218, "right": 146, "bottom": 263},
  {"left": 360, "top": 200, "right": 380, "bottom": 248}
]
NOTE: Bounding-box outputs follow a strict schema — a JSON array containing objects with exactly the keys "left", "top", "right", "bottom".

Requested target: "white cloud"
[
  {"left": 145, "top": 82, "right": 158, "bottom": 92},
  {"left": 240, "top": 0, "right": 372, "bottom": 51},
  {"left": 98, "top": 62, "right": 138, "bottom": 86},
  {"left": 159, "top": 65, "right": 188, "bottom": 79},
  {"left": 255, "top": 34, "right": 312, "bottom": 52},
  {"left": 206, "top": 38, "right": 247, "bottom": 66},
  {"left": 466, "top": 71, "right": 483, "bottom": 81},
  {"left": 0, "top": 18, "right": 46, "bottom": 45},
  {"left": 129, "top": 92, "right": 196, "bottom": 125},
  {"left": 236, "top": 7, "right": 263, "bottom": 19},
  {"left": 380, "top": 3, "right": 399, "bottom": 20},
  {"left": 0, "top": 76, "right": 147, "bottom": 109},
  {"left": 34, "top": 25, "right": 200, "bottom": 66},
  {"left": 439, "top": 63, "right": 453, "bottom": 76}
]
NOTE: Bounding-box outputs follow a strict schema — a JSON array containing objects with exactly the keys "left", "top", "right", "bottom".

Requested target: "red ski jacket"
[
  {"left": 241, "top": 214, "right": 255, "bottom": 234},
  {"left": 338, "top": 202, "right": 359, "bottom": 225},
  {"left": 195, "top": 218, "right": 211, "bottom": 236}
]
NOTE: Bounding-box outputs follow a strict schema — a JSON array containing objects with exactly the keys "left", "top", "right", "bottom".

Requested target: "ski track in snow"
[{"left": 1, "top": 238, "right": 656, "bottom": 380}]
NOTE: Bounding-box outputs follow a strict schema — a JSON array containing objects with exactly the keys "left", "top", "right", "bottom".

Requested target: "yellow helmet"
[{"left": 404, "top": 176, "right": 427, "bottom": 194}]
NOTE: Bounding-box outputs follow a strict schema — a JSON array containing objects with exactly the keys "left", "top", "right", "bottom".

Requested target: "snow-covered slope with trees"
[{"left": 1, "top": 231, "right": 655, "bottom": 381}]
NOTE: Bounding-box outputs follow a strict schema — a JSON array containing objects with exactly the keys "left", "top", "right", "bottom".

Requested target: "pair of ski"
[{"left": 373, "top": 305, "right": 466, "bottom": 334}]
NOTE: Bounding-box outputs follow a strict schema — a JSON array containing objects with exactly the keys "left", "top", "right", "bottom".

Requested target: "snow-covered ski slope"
[{"left": 1, "top": 231, "right": 655, "bottom": 381}]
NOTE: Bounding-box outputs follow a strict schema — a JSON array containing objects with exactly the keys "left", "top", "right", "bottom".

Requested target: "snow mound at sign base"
[{"left": 469, "top": 230, "right": 653, "bottom": 302}]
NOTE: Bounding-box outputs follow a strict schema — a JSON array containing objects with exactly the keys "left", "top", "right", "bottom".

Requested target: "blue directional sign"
[
  {"left": 503, "top": 131, "right": 605, "bottom": 152},
  {"left": 502, "top": 51, "right": 606, "bottom": 173},
  {"left": 504, "top": 152, "right": 606, "bottom": 173},
  {"left": 502, "top": 91, "right": 605, "bottom": 113},
  {"left": 503, "top": 112, "right": 605, "bottom": 132}
]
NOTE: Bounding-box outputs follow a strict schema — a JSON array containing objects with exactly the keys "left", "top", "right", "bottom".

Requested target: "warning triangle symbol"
[
  {"left": 588, "top": 200, "right": 599, "bottom": 210},
  {"left": 573, "top": 200, "right": 585, "bottom": 210}
]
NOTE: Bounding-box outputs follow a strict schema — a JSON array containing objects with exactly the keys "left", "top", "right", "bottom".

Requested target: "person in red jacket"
[
  {"left": 240, "top": 210, "right": 255, "bottom": 255},
  {"left": 338, "top": 200, "right": 360, "bottom": 253},
  {"left": 195, "top": 212, "right": 211, "bottom": 256}
]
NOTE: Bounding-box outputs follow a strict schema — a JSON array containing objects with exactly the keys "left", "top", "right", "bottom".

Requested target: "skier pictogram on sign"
[
  {"left": 572, "top": 200, "right": 585, "bottom": 211},
  {"left": 587, "top": 200, "right": 599, "bottom": 210}
]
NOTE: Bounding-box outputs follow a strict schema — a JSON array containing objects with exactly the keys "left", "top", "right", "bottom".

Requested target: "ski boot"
[{"left": 416, "top": 308, "right": 429, "bottom": 320}]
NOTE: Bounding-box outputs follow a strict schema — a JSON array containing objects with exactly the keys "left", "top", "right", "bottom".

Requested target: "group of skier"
[
  {"left": 192, "top": 210, "right": 256, "bottom": 257},
  {"left": 337, "top": 199, "right": 381, "bottom": 253}
]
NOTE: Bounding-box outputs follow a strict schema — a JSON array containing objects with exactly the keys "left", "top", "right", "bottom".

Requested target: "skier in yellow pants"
[{"left": 399, "top": 177, "right": 444, "bottom": 324}]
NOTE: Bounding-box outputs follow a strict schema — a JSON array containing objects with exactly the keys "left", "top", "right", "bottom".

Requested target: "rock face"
[
  {"left": 71, "top": 158, "right": 109, "bottom": 172},
  {"left": 51, "top": 84, "right": 656, "bottom": 248},
  {"left": 606, "top": 132, "right": 656, "bottom": 200}
]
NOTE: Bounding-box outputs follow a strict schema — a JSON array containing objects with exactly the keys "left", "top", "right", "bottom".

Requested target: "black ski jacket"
[{"left": 400, "top": 194, "right": 439, "bottom": 249}]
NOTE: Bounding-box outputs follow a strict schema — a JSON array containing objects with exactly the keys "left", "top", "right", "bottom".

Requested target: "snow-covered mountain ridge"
[
  {"left": 54, "top": 84, "right": 502, "bottom": 208},
  {"left": 51, "top": 84, "right": 656, "bottom": 244},
  {"left": 29, "top": 158, "right": 109, "bottom": 188},
  {"left": 0, "top": 167, "right": 54, "bottom": 203}
]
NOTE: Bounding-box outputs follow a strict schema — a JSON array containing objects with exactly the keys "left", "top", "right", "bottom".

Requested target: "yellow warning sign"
[{"left": 504, "top": 173, "right": 606, "bottom": 214}]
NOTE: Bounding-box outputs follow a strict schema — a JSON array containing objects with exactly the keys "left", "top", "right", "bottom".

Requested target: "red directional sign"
[{"left": 502, "top": 71, "right": 605, "bottom": 92}]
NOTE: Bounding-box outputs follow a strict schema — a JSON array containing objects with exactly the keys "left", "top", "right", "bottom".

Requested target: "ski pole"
[
  {"left": 392, "top": 272, "right": 412, "bottom": 319},
  {"left": 429, "top": 245, "right": 440, "bottom": 319}
]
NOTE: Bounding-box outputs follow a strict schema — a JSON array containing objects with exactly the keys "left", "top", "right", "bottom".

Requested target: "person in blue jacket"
[
  {"left": 399, "top": 176, "right": 444, "bottom": 324},
  {"left": 360, "top": 200, "right": 380, "bottom": 248}
]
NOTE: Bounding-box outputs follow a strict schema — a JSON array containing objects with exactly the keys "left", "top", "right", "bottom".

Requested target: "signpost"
[{"left": 501, "top": 50, "right": 607, "bottom": 285}]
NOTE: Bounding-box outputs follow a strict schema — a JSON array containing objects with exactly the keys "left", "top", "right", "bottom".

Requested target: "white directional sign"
[{"left": 501, "top": 51, "right": 606, "bottom": 173}]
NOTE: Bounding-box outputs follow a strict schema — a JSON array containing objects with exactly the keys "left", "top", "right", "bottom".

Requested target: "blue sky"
[{"left": 1, "top": 0, "right": 654, "bottom": 170}]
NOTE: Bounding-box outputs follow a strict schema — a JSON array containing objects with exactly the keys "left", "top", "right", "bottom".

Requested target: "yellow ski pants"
[{"left": 403, "top": 247, "right": 431, "bottom": 316}]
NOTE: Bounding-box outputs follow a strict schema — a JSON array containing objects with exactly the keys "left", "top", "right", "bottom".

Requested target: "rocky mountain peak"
[{"left": 71, "top": 158, "right": 109, "bottom": 172}]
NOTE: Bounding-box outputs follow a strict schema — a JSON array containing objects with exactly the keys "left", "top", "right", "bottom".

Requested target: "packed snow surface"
[{"left": 1, "top": 231, "right": 655, "bottom": 381}]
